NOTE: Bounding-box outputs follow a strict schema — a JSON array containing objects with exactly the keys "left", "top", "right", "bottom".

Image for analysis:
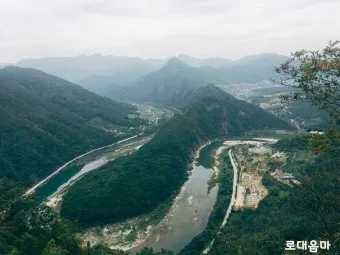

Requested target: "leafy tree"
[
  {"left": 0, "top": 180, "right": 81, "bottom": 255},
  {"left": 275, "top": 41, "right": 340, "bottom": 161},
  {"left": 87, "top": 245, "right": 127, "bottom": 255},
  {"left": 308, "top": 129, "right": 340, "bottom": 156},
  {"left": 275, "top": 40, "right": 340, "bottom": 123},
  {"left": 0, "top": 178, "right": 24, "bottom": 211},
  {"left": 41, "top": 240, "right": 70, "bottom": 255},
  {"left": 202, "top": 42, "right": 340, "bottom": 255},
  {"left": 87, "top": 241, "right": 91, "bottom": 255}
]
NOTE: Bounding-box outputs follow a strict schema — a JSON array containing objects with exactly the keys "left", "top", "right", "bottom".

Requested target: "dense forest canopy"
[
  {"left": 183, "top": 85, "right": 293, "bottom": 136},
  {"left": 61, "top": 85, "right": 293, "bottom": 227},
  {"left": 0, "top": 66, "right": 142, "bottom": 186},
  {"left": 1, "top": 40, "right": 339, "bottom": 255},
  {"left": 207, "top": 135, "right": 340, "bottom": 255},
  {"left": 0, "top": 181, "right": 82, "bottom": 255},
  {"left": 0, "top": 183, "right": 171, "bottom": 255},
  {"left": 204, "top": 42, "right": 340, "bottom": 255},
  {"left": 61, "top": 114, "right": 207, "bottom": 225}
]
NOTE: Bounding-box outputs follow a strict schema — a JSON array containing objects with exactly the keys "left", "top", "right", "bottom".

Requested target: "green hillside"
[
  {"left": 61, "top": 85, "right": 292, "bottom": 226},
  {"left": 207, "top": 135, "right": 340, "bottom": 255},
  {"left": 61, "top": 114, "right": 207, "bottom": 225},
  {"left": 0, "top": 180, "right": 82, "bottom": 255},
  {"left": 0, "top": 66, "right": 142, "bottom": 186},
  {"left": 184, "top": 85, "right": 293, "bottom": 136}
]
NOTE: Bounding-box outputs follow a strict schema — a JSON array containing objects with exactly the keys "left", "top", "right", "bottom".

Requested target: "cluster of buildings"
[
  {"left": 271, "top": 169, "right": 293, "bottom": 180},
  {"left": 234, "top": 172, "right": 268, "bottom": 210},
  {"left": 271, "top": 151, "right": 284, "bottom": 158},
  {"left": 271, "top": 169, "right": 300, "bottom": 185}
]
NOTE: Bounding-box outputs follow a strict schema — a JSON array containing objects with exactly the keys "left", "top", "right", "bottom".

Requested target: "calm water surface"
[{"left": 129, "top": 144, "right": 220, "bottom": 254}]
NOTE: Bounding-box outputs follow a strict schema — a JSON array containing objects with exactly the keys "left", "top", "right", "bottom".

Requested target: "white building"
[{"left": 271, "top": 151, "right": 284, "bottom": 158}]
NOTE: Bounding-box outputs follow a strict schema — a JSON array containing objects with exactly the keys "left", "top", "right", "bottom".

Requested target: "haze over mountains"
[
  {"left": 114, "top": 58, "right": 225, "bottom": 105},
  {"left": 10, "top": 53, "right": 289, "bottom": 110},
  {"left": 110, "top": 55, "right": 288, "bottom": 105},
  {"left": 18, "top": 55, "right": 166, "bottom": 83},
  {"left": 16, "top": 53, "right": 288, "bottom": 96},
  {"left": 0, "top": 54, "right": 292, "bottom": 189},
  {"left": 1, "top": 0, "right": 339, "bottom": 252}
]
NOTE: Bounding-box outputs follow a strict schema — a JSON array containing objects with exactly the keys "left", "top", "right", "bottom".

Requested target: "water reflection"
[{"left": 130, "top": 165, "right": 218, "bottom": 254}]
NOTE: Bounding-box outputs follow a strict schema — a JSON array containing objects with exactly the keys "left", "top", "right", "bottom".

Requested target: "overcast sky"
[{"left": 0, "top": 0, "right": 339, "bottom": 63}]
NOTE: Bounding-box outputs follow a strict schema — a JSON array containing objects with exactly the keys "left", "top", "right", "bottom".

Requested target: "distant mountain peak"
[{"left": 161, "top": 57, "right": 190, "bottom": 70}]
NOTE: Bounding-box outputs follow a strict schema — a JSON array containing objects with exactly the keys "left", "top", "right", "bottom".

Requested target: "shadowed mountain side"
[{"left": 0, "top": 66, "right": 142, "bottom": 186}]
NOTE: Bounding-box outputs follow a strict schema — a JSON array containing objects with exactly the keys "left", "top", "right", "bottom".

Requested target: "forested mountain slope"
[
  {"left": 61, "top": 114, "right": 207, "bottom": 226},
  {"left": 0, "top": 66, "right": 141, "bottom": 186},
  {"left": 61, "top": 85, "right": 292, "bottom": 226},
  {"left": 183, "top": 85, "right": 293, "bottom": 136},
  {"left": 111, "top": 58, "right": 224, "bottom": 104},
  {"left": 0, "top": 179, "right": 82, "bottom": 255},
  {"left": 208, "top": 135, "right": 340, "bottom": 255},
  {"left": 109, "top": 55, "right": 287, "bottom": 105}
]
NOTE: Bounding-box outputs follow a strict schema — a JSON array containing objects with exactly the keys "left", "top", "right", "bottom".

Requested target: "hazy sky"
[{"left": 0, "top": 0, "right": 339, "bottom": 63}]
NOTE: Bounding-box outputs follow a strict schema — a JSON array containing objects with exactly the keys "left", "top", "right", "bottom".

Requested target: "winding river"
[
  {"left": 38, "top": 139, "right": 235, "bottom": 254},
  {"left": 35, "top": 136, "right": 151, "bottom": 201},
  {"left": 25, "top": 135, "right": 142, "bottom": 196},
  {"left": 35, "top": 137, "right": 275, "bottom": 254},
  {"left": 129, "top": 142, "right": 221, "bottom": 254}
]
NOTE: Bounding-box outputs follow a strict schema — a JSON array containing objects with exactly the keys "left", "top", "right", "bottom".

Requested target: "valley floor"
[
  {"left": 27, "top": 131, "right": 314, "bottom": 255},
  {"left": 37, "top": 136, "right": 152, "bottom": 213},
  {"left": 76, "top": 141, "right": 219, "bottom": 253},
  {"left": 77, "top": 137, "right": 290, "bottom": 254}
]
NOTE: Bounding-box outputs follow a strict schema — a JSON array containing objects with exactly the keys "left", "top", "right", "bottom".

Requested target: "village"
[{"left": 223, "top": 139, "right": 299, "bottom": 211}]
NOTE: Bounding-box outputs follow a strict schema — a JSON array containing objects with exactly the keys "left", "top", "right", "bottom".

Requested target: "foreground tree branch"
[{"left": 275, "top": 40, "right": 340, "bottom": 124}]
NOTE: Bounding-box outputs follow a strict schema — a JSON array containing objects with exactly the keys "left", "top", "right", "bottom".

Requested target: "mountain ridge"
[
  {"left": 183, "top": 84, "right": 293, "bottom": 136},
  {"left": 14, "top": 54, "right": 289, "bottom": 105},
  {"left": 110, "top": 58, "right": 225, "bottom": 104},
  {"left": 15, "top": 52, "right": 287, "bottom": 83},
  {"left": 0, "top": 66, "right": 142, "bottom": 186}
]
